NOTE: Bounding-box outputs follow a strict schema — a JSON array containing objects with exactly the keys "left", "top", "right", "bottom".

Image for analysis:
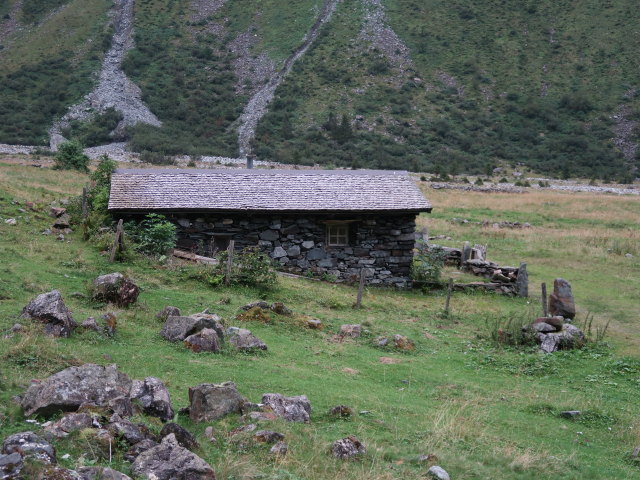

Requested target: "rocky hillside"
[{"left": 0, "top": 0, "right": 638, "bottom": 179}]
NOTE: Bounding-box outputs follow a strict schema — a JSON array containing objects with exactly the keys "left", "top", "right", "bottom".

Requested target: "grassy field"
[{"left": 0, "top": 159, "right": 639, "bottom": 479}]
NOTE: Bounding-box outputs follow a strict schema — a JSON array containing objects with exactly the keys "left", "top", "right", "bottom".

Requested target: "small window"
[{"left": 327, "top": 223, "right": 349, "bottom": 246}]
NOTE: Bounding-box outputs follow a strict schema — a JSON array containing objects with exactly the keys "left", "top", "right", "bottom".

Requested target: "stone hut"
[{"left": 108, "top": 169, "right": 431, "bottom": 286}]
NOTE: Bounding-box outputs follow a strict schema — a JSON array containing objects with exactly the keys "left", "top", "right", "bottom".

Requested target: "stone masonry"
[{"left": 164, "top": 213, "right": 417, "bottom": 287}]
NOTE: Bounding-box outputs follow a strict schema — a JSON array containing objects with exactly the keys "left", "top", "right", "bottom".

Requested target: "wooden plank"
[
  {"left": 225, "top": 240, "right": 235, "bottom": 285},
  {"left": 355, "top": 268, "right": 366, "bottom": 308},
  {"left": 109, "top": 219, "right": 123, "bottom": 262},
  {"left": 444, "top": 277, "right": 453, "bottom": 315},
  {"left": 172, "top": 249, "right": 219, "bottom": 265},
  {"left": 541, "top": 282, "right": 548, "bottom": 317}
]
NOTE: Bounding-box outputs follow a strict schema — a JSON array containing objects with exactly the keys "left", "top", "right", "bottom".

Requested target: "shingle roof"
[{"left": 108, "top": 168, "right": 432, "bottom": 213}]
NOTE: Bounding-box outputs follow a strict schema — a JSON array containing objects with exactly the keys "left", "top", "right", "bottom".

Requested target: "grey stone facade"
[{"left": 164, "top": 213, "right": 418, "bottom": 287}]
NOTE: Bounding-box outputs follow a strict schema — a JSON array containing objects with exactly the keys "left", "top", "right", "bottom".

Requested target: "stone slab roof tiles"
[{"left": 108, "top": 168, "right": 432, "bottom": 213}]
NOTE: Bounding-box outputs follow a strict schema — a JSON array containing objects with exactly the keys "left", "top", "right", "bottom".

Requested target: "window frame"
[{"left": 325, "top": 222, "right": 351, "bottom": 247}]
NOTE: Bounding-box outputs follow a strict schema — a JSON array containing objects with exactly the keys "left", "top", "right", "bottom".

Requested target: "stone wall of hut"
[{"left": 163, "top": 213, "right": 418, "bottom": 287}]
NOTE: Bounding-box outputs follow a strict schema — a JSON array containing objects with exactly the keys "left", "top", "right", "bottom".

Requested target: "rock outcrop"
[
  {"left": 129, "top": 376, "right": 175, "bottom": 422},
  {"left": 21, "top": 290, "right": 77, "bottom": 337}
]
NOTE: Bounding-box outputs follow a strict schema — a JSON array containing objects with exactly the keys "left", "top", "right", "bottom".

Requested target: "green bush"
[
  {"left": 53, "top": 140, "right": 90, "bottom": 172},
  {"left": 125, "top": 214, "right": 177, "bottom": 256},
  {"left": 214, "top": 246, "right": 276, "bottom": 288},
  {"left": 411, "top": 241, "right": 445, "bottom": 285}
]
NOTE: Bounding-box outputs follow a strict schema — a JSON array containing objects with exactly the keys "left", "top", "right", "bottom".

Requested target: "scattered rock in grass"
[
  {"left": 91, "top": 273, "right": 139, "bottom": 307},
  {"left": 236, "top": 306, "right": 271, "bottom": 323},
  {"left": 226, "top": 327, "right": 267, "bottom": 352},
  {"left": 129, "top": 376, "right": 175, "bottom": 422},
  {"left": 204, "top": 426, "right": 217, "bottom": 443},
  {"left": 131, "top": 433, "right": 216, "bottom": 480},
  {"left": 427, "top": 465, "right": 450, "bottom": 480},
  {"left": 57, "top": 233, "right": 66, "bottom": 241},
  {"left": 160, "top": 315, "right": 223, "bottom": 343},
  {"left": 184, "top": 328, "right": 222, "bottom": 353},
  {"left": 81, "top": 317, "right": 101, "bottom": 332},
  {"left": 108, "top": 414, "right": 148, "bottom": 446},
  {"left": 53, "top": 214, "right": 71, "bottom": 229},
  {"left": 393, "top": 334, "right": 415, "bottom": 351},
  {"left": 188, "top": 382, "right": 246, "bottom": 422},
  {"left": 329, "top": 405, "right": 353, "bottom": 417},
  {"left": 532, "top": 322, "right": 556, "bottom": 333},
  {"left": 537, "top": 324, "right": 585, "bottom": 353},
  {"left": 228, "top": 424, "right": 257, "bottom": 437},
  {"left": 379, "top": 357, "right": 401, "bottom": 364},
  {"left": 416, "top": 453, "right": 439, "bottom": 464},
  {"left": 246, "top": 411, "right": 279, "bottom": 422},
  {"left": 156, "top": 306, "right": 181, "bottom": 322},
  {"left": 33, "top": 465, "right": 82, "bottom": 479},
  {"left": 21, "top": 289, "right": 77, "bottom": 338},
  {"left": 340, "top": 324, "right": 362, "bottom": 338},
  {"left": 44, "top": 413, "right": 94, "bottom": 438},
  {"left": 533, "top": 316, "right": 564, "bottom": 331},
  {"left": 21, "top": 364, "right": 133, "bottom": 418},
  {"left": 101, "top": 312, "right": 117, "bottom": 337},
  {"left": 549, "top": 278, "right": 576, "bottom": 319},
  {"left": 1, "top": 431, "right": 56, "bottom": 464},
  {"left": 4, "top": 218, "right": 17, "bottom": 225},
  {"left": 77, "top": 466, "right": 132, "bottom": 479},
  {"left": 240, "top": 301, "right": 270, "bottom": 311},
  {"left": 270, "top": 302, "right": 292, "bottom": 316},
  {"left": 376, "top": 335, "right": 415, "bottom": 351},
  {"left": 49, "top": 207, "right": 66, "bottom": 218},
  {"left": 270, "top": 441, "right": 288, "bottom": 456},
  {"left": 342, "top": 367, "right": 360, "bottom": 375},
  {"left": 160, "top": 423, "right": 199, "bottom": 451},
  {"left": 11, "top": 323, "right": 23, "bottom": 333},
  {"left": 254, "top": 430, "right": 284, "bottom": 444},
  {"left": 560, "top": 410, "right": 581, "bottom": 419},
  {"left": 124, "top": 439, "right": 159, "bottom": 462},
  {"left": 187, "top": 313, "right": 226, "bottom": 340},
  {"left": 261, "top": 393, "right": 311, "bottom": 423},
  {"left": 331, "top": 435, "right": 366, "bottom": 459},
  {"left": 302, "top": 317, "right": 322, "bottom": 329},
  {"left": 0, "top": 452, "right": 23, "bottom": 479}
]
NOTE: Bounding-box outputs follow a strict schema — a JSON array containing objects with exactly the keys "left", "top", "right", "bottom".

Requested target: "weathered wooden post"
[
  {"left": 224, "top": 240, "right": 235, "bottom": 286},
  {"left": 444, "top": 277, "right": 453, "bottom": 315},
  {"left": 541, "top": 282, "right": 548, "bottom": 317},
  {"left": 81, "top": 187, "right": 88, "bottom": 218},
  {"left": 109, "top": 219, "right": 124, "bottom": 262},
  {"left": 355, "top": 268, "right": 366, "bottom": 309}
]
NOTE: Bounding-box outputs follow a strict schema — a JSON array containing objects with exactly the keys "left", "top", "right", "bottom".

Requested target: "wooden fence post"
[
  {"left": 109, "top": 219, "right": 124, "bottom": 262},
  {"left": 355, "top": 268, "right": 366, "bottom": 308},
  {"left": 81, "top": 187, "right": 88, "bottom": 218},
  {"left": 541, "top": 282, "right": 548, "bottom": 317},
  {"left": 444, "top": 277, "right": 453, "bottom": 315},
  {"left": 224, "top": 240, "right": 235, "bottom": 286}
]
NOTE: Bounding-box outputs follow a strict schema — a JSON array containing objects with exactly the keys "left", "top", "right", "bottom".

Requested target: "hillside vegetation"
[
  {"left": 0, "top": 0, "right": 639, "bottom": 178},
  {"left": 0, "top": 158, "right": 639, "bottom": 479}
]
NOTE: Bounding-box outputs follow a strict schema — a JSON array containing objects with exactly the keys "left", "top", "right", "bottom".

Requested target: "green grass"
[{"left": 0, "top": 161, "right": 639, "bottom": 479}]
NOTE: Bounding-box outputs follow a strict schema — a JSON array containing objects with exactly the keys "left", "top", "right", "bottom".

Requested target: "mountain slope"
[{"left": 0, "top": 0, "right": 638, "bottom": 178}]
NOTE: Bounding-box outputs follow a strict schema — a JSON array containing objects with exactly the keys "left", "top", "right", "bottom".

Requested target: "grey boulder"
[
  {"left": 0, "top": 452, "right": 23, "bottom": 479},
  {"left": 161, "top": 315, "right": 223, "bottom": 343},
  {"left": 21, "top": 364, "right": 132, "bottom": 417},
  {"left": 188, "top": 382, "right": 246, "bottom": 422},
  {"left": 92, "top": 273, "right": 139, "bottom": 307},
  {"left": 548, "top": 278, "right": 576, "bottom": 319},
  {"left": 261, "top": 393, "right": 311, "bottom": 423},
  {"left": 2, "top": 431, "right": 56, "bottom": 464},
  {"left": 184, "top": 328, "right": 222, "bottom": 353},
  {"left": 331, "top": 435, "right": 366, "bottom": 459},
  {"left": 226, "top": 327, "right": 267, "bottom": 351},
  {"left": 131, "top": 433, "right": 216, "bottom": 480},
  {"left": 428, "top": 466, "right": 451, "bottom": 480},
  {"left": 160, "top": 423, "right": 199, "bottom": 451},
  {"left": 130, "top": 376, "right": 175, "bottom": 422},
  {"left": 21, "top": 290, "right": 77, "bottom": 337},
  {"left": 77, "top": 467, "right": 132, "bottom": 480}
]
